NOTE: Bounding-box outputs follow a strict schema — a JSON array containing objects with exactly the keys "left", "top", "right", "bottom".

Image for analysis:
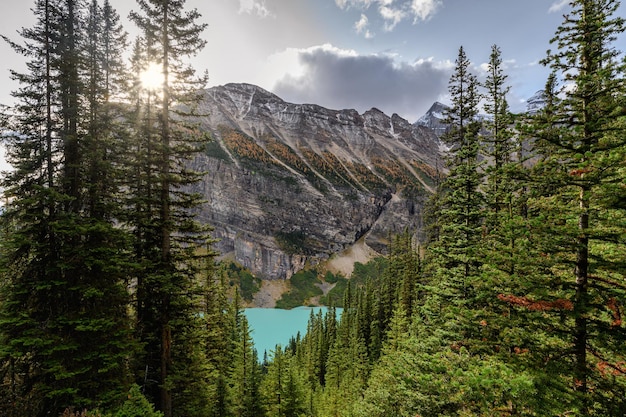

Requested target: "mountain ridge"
[{"left": 191, "top": 83, "right": 442, "bottom": 279}]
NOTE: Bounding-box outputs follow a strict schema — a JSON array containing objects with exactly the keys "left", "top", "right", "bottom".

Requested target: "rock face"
[
  {"left": 526, "top": 90, "right": 547, "bottom": 115},
  {"left": 415, "top": 101, "right": 450, "bottom": 137},
  {"left": 191, "top": 83, "right": 441, "bottom": 279}
]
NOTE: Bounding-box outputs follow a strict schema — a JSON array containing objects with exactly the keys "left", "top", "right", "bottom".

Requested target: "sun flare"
[{"left": 140, "top": 62, "right": 164, "bottom": 90}]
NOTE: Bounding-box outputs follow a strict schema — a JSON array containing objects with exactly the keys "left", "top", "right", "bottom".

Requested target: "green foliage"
[
  {"left": 320, "top": 258, "right": 389, "bottom": 307},
  {"left": 2, "top": 0, "right": 625, "bottom": 416},
  {"left": 319, "top": 276, "right": 348, "bottom": 307},
  {"left": 276, "top": 270, "right": 323, "bottom": 309},
  {"left": 354, "top": 337, "right": 539, "bottom": 417},
  {"left": 109, "top": 385, "right": 163, "bottom": 417},
  {"left": 322, "top": 270, "right": 340, "bottom": 284},
  {"left": 205, "top": 140, "right": 232, "bottom": 162},
  {"left": 219, "top": 261, "right": 261, "bottom": 303}
]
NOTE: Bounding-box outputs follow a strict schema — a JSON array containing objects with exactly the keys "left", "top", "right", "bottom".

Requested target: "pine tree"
[
  {"left": 229, "top": 307, "right": 263, "bottom": 417},
  {"left": 128, "top": 1, "right": 211, "bottom": 415},
  {"left": 0, "top": 1, "right": 135, "bottom": 414},
  {"left": 433, "top": 46, "right": 484, "bottom": 278},
  {"left": 423, "top": 46, "right": 484, "bottom": 344},
  {"left": 513, "top": 0, "right": 626, "bottom": 413},
  {"left": 482, "top": 44, "right": 514, "bottom": 221}
]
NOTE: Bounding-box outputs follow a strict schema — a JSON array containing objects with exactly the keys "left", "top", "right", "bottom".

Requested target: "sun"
[{"left": 140, "top": 62, "right": 164, "bottom": 91}]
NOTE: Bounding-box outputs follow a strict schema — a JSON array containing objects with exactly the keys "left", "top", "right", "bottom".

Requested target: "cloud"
[
  {"left": 336, "top": 0, "right": 442, "bottom": 30},
  {"left": 379, "top": 5, "right": 406, "bottom": 30},
  {"left": 410, "top": 0, "right": 443, "bottom": 22},
  {"left": 272, "top": 44, "right": 451, "bottom": 122},
  {"left": 478, "top": 58, "right": 518, "bottom": 74},
  {"left": 239, "top": 0, "right": 273, "bottom": 18},
  {"left": 548, "top": 0, "right": 570, "bottom": 13},
  {"left": 354, "top": 14, "right": 375, "bottom": 38}
]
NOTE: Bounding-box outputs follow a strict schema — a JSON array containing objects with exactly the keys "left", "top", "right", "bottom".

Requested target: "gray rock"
[{"left": 191, "top": 83, "right": 442, "bottom": 279}]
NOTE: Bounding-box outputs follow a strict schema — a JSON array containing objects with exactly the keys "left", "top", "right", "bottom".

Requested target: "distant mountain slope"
[{"left": 190, "top": 83, "right": 442, "bottom": 279}]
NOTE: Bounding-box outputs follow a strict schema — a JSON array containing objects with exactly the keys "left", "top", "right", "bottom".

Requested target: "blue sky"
[{"left": 1, "top": 0, "right": 625, "bottom": 126}]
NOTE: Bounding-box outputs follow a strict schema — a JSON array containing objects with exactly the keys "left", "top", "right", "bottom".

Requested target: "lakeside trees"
[{"left": 265, "top": 1, "right": 626, "bottom": 415}]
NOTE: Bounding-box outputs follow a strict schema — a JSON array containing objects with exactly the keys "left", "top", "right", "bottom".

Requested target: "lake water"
[{"left": 243, "top": 307, "right": 339, "bottom": 359}]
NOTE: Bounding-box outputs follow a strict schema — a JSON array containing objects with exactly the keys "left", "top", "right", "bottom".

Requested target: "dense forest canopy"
[{"left": 0, "top": 0, "right": 625, "bottom": 416}]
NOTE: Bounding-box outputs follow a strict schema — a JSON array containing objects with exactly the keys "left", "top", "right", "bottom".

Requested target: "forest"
[{"left": 0, "top": 0, "right": 625, "bottom": 416}]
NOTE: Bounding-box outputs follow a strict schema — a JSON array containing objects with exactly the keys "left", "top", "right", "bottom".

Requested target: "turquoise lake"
[{"left": 243, "top": 307, "right": 340, "bottom": 359}]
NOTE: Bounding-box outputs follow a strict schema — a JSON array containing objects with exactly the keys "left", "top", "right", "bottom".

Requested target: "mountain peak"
[
  {"left": 415, "top": 101, "right": 450, "bottom": 136},
  {"left": 526, "top": 90, "right": 546, "bottom": 114},
  {"left": 194, "top": 83, "right": 442, "bottom": 279}
]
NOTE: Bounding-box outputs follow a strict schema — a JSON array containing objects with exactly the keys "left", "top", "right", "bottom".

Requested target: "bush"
[
  {"left": 276, "top": 270, "right": 323, "bottom": 309},
  {"left": 110, "top": 385, "right": 162, "bottom": 417}
]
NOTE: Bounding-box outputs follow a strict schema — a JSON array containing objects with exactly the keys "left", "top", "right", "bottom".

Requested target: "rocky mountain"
[
  {"left": 526, "top": 90, "right": 547, "bottom": 115},
  {"left": 415, "top": 91, "right": 546, "bottom": 136},
  {"left": 414, "top": 101, "right": 449, "bottom": 137},
  {"left": 190, "top": 83, "right": 442, "bottom": 279}
]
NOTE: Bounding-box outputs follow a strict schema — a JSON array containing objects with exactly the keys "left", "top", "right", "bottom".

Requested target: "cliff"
[{"left": 191, "top": 83, "right": 442, "bottom": 279}]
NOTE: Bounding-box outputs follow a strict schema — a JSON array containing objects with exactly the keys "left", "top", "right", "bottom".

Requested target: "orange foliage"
[
  {"left": 597, "top": 361, "right": 626, "bottom": 377},
  {"left": 222, "top": 130, "right": 275, "bottom": 164},
  {"left": 569, "top": 168, "right": 593, "bottom": 177},
  {"left": 608, "top": 297, "right": 622, "bottom": 327},
  {"left": 497, "top": 294, "right": 574, "bottom": 311},
  {"left": 265, "top": 138, "right": 311, "bottom": 173},
  {"left": 344, "top": 161, "right": 386, "bottom": 189},
  {"left": 409, "top": 159, "right": 438, "bottom": 179}
]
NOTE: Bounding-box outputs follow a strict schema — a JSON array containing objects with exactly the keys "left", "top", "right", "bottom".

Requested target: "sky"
[{"left": 1, "top": 0, "right": 625, "bottom": 128}]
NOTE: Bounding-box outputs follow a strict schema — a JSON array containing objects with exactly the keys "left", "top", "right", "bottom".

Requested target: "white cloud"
[
  {"left": 355, "top": 13, "right": 368, "bottom": 32},
  {"left": 354, "top": 14, "right": 375, "bottom": 38},
  {"left": 0, "top": 145, "right": 11, "bottom": 172},
  {"left": 548, "top": 0, "right": 570, "bottom": 13},
  {"left": 239, "top": 0, "right": 273, "bottom": 18},
  {"left": 336, "top": 0, "right": 443, "bottom": 30},
  {"left": 379, "top": 5, "right": 406, "bottom": 31},
  {"left": 478, "top": 57, "right": 518, "bottom": 75},
  {"left": 335, "top": 0, "right": 375, "bottom": 9},
  {"left": 410, "top": 0, "right": 442, "bottom": 22}
]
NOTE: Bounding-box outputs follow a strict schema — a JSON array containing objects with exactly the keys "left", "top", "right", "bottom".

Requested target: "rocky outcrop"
[{"left": 191, "top": 83, "right": 442, "bottom": 279}]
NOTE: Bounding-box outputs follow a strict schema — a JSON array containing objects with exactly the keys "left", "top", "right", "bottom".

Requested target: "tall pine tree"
[
  {"left": 128, "top": 1, "right": 211, "bottom": 415},
  {"left": 513, "top": 0, "right": 626, "bottom": 413},
  {"left": 0, "top": 0, "right": 135, "bottom": 414}
]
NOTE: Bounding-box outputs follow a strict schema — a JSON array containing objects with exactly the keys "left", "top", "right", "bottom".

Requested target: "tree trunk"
[{"left": 574, "top": 185, "right": 590, "bottom": 411}]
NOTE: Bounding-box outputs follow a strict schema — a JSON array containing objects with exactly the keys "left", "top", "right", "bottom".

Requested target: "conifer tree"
[
  {"left": 423, "top": 46, "right": 484, "bottom": 344},
  {"left": 0, "top": 4, "right": 63, "bottom": 414},
  {"left": 229, "top": 308, "right": 263, "bottom": 417},
  {"left": 514, "top": 0, "right": 626, "bottom": 412},
  {"left": 0, "top": 1, "right": 134, "bottom": 414},
  {"left": 128, "top": 1, "right": 211, "bottom": 415},
  {"left": 482, "top": 44, "right": 514, "bottom": 221}
]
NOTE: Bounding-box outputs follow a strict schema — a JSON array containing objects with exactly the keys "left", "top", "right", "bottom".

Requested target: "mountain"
[
  {"left": 415, "top": 101, "right": 449, "bottom": 137},
  {"left": 526, "top": 90, "right": 547, "bottom": 115},
  {"left": 190, "top": 83, "right": 442, "bottom": 279}
]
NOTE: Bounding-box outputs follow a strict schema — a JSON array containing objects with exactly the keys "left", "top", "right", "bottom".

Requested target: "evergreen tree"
[
  {"left": 433, "top": 46, "right": 484, "bottom": 278},
  {"left": 261, "top": 347, "right": 307, "bottom": 417},
  {"left": 0, "top": 1, "right": 134, "bottom": 414},
  {"left": 128, "top": 1, "right": 211, "bottom": 415},
  {"left": 482, "top": 44, "right": 514, "bottom": 221},
  {"left": 513, "top": 0, "right": 626, "bottom": 412},
  {"left": 229, "top": 306, "right": 263, "bottom": 417},
  {"left": 423, "top": 46, "right": 484, "bottom": 344}
]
